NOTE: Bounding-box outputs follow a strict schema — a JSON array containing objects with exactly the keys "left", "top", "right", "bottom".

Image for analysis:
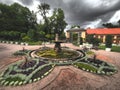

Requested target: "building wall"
[
  {"left": 81, "top": 31, "right": 86, "bottom": 39},
  {"left": 93, "top": 34, "right": 120, "bottom": 44},
  {"left": 66, "top": 28, "right": 120, "bottom": 44},
  {"left": 65, "top": 32, "right": 70, "bottom": 39}
]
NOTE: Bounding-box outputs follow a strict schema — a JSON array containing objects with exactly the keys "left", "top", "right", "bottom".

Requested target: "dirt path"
[{"left": 0, "top": 43, "right": 120, "bottom": 90}]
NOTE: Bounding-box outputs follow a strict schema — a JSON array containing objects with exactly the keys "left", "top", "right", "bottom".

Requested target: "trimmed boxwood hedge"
[
  {"left": 74, "top": 62, "right": 98, "bottom": 73},
  {"left": 13, "top": 49, "right": 30, "bottom": 56},
  {"left": 0, "top": 47, "right": 118, "bottom": 87},
  {"left": 73, "top": 58, "right": 117, "bottom": 75},
  {"left": 0, "top": 59, "right": 55, "bottom": 86}
]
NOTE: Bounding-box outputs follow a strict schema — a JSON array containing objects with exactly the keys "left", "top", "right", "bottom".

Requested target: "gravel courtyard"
[{"left": 0, "top": 43, "right": 120, "bottom": 90}]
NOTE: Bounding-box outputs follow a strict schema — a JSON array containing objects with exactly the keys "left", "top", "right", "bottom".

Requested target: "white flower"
[
  {"left": 4, "top": 81, "right": 9, "bottom": 86},
  {"left": 33, "top": 79, "right": 37, "bottom": 82},
  {"left": 107, "top": 72, "right": 111, "bottom": 75},
  {"left": 0, "top": 77, "right": 3, "bottom": 80},
  {"left": 19, "top": 81, "right": 23, "bottom": 85},
  {"left": 97, "top": 71, "right": 101, "bottom": 74},
  {"left": 29, "top": 80, "right": 32, "bottom": 83},
  {"left": 86, "top": 69, "right": 89, "bottom": 71},
  {"left": 44, "top": 72, "right": 49, "bottom": 76},
  {"left": 37, "top": 78, "right": 40, "bottom": 81},
  {"left": 49, "top": 69, "right": 52, "bottom": 72},
  {"left": 0, "top": 80, "right": 5, "bottom": 85},
  {"left": 90, "top": 70, "right": 93, "bottom": 73},
  {"left": 9, "top": 81, "right": 14, "bottom": 86},
  {"left": 102, "top": 71, "right": 105, "bottom": 74},
  {"left": 82, "top": 68, "right": 85, "bottom": 70},
  {"left": 110, "top": 72, "right": 113, "bottom": 75},
  {"left": 14, "top": 81, "right": 19, "bottom": 86},
  {"left": 23, "top": 81, "right": 27, "bottom": 84},
  {"left": 41, "top": 76, "right": 44, "bottom": 78}
]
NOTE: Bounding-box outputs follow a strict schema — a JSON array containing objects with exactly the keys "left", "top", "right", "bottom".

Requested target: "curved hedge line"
[
  {"left": 0, "top": 59, "right": 55, "bottom": 86},
  {"left": 73, "top": 57, "right": 117, "bottom": 75},
  {"left": 0, "top": 47, "right": 118, "bottom": 87},
  {"left": 73, "top": 62, "right": 98, "bottom": 73},
  {"left": 13, "top": 49, "right": 30, "bottom": 56}
]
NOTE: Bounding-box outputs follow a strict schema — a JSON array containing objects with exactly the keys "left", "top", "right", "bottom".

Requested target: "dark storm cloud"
[
  {"left": 0, "top": 0, "right": 14, "bottom": 5},
  {"left": 17, "top": 0, "right": 33, "bottom": 6},
  {"left": 37, "top": 0, "right": 120, "bottom": 26},
  {"left": 0, "top": 0, "right": 120, "bottom": 27}
]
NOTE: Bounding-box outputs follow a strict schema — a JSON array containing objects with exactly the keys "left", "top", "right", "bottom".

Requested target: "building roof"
[
  {"left": 87, "top": 28, "right": 120, "bottom": 35},
  {"left": 66, "top": 28, "right": 85, "bottom": 32}
]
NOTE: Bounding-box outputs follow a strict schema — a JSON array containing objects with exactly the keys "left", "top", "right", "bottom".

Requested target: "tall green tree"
[
  {"left": 38, "top": 3, "right": 50, "bottom": 35},
  {"left": 37, "top": 23, "right": 47, "bottom": 41},
  {"left": 50, "top": 8, "right": 67, "bottom": 37},
  {"left": 10, "top": 3, "right": 37, "bottom": 33}
]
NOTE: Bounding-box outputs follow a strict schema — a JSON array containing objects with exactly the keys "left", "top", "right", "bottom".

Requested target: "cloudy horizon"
[{"left": 0, "top": 0, "right": 120, "bottom": 29}]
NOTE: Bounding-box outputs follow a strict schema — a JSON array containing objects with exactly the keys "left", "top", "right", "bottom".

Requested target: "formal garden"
[
  {"left": 0, "top": 2, "right": 119, "bottom": 90},
  {"left": 0, "top": 41, "right": 118, "bottom": 86}
]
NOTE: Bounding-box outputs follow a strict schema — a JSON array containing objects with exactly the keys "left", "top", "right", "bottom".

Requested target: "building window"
[
  {"left": 98, "top": 35, "right": 101, "bottom": 39},
  {"left": 114, "top": 35, "right": 117, "bottom": 39}
]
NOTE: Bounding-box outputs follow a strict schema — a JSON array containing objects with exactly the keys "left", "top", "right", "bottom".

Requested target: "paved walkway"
[{"left": 0, "top": 43, "right": 120, "bottom": 90}]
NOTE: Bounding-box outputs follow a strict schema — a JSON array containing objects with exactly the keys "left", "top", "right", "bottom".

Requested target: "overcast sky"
[{"left": 0, "top": 0, "right": 120, "bottom": 29}]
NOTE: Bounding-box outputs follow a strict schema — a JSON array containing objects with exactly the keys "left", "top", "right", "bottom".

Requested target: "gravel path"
[{"left": 0, "top": 43, "right": 120, "bottom": 90}]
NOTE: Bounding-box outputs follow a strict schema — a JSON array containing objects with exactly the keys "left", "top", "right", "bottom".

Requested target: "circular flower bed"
[
  {"left": 30, "top": 47, "right": 85, "bottom": 63},
  {"left": 0, "top": 59, "right": 55, "bottom": 86},
  {"left": 36, "top": 49, "right": 79, "bottom": 59}
]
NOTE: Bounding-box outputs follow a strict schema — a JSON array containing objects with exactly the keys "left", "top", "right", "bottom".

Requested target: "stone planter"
[{"left": 105, "top": 48, "right": 111, "bottom": 52}]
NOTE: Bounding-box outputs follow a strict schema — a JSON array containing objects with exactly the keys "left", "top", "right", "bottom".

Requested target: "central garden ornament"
[
  {"left": 54, "top": 41, "right": 62, "bottom": 53},
  {"left": 54, "top": 33, "right": 63, "bottom": 53},
  {"left": 0, "top": 41, "right": 118, "bottom": 86}
]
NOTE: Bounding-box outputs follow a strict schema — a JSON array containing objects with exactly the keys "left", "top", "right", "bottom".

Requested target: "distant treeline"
[
  {"left": 0, "top": 3, "right": 37, "bottom": 41},
  {"left": 0, "top": 3, "right": 67, "bottom": 42}
]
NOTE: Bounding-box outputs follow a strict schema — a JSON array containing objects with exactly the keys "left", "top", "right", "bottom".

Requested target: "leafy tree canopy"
[
  {"left": 0, "top": 3, "right": 37, "bottom": 40},
  {"left": 103, "top": 20, "right": 120, "bottom": 28},
  {"left": 49, "top": 8, "right": 67, "bottom": 36}
]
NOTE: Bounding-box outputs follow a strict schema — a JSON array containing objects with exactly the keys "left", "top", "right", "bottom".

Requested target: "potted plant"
[{"left": 105, "top": 35, "right": 112, "bottom": 51}]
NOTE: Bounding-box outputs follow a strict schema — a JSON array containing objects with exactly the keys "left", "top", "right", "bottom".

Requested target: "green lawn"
[{"left": 99, "top": 45, "right": 120, "bottom": 52}]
